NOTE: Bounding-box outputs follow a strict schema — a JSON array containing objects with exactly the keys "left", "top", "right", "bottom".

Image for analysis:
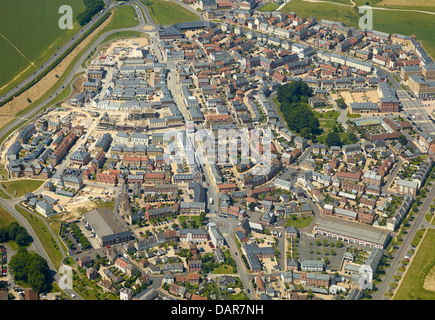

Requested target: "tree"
[
  {"left": 15, "top": 231, "right": 31, "bottom": 247},
  {"left": 77, "top": 0, "right": 105, "bottom": 26},
  {"left": 276, "top": 81, "right": 320, "bottom": 137},
  {"left": 336, "top": 97, "right": 347, "bottom": 109},
  {"left": 325, "top": 131, "right": 342, "bottom": 147},
  {"left": 346, "top": 132, "right": 358, "bottom": 144},
  {"left": 307, "top": 288, "right": 314, "bottom": 299},
  {"left": 0, "top": 222, "right": 32, "bottom": 247},
  {"left": 9, "top": 248, "right": 52, "bottom": 293},
  {"left": 398, "top": 134, "right": 407, "bottom": 146}
]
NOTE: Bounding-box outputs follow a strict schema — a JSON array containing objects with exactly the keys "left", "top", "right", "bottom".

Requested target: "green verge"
[
  {"left": 14, "top": 205, "right": 64, "bottom": 270},
  {"left": 0, "top": 205, "right": 16, "bottom": 227},
  {"left": 394, "top": 229, "right": 435, "bottom": 300}
]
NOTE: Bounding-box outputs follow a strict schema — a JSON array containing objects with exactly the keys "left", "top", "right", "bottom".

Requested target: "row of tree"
[
  {"left": 0, "top": 222, "right": 32, "bottom": 247},
  {"left": 77, "top": 0, "right": 105, "bottom": 26},
  {"left": 276, "top": 81, "right": 320, "bottom": 139}
]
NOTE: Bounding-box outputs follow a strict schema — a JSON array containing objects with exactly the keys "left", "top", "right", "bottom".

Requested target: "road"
[
  {"left": 154, "top": 32, "right": 258, "bottom": 298},
  {"left": 0, "top": 194, "right": 83, "bottom": 299},
  {"left": 0, "top": 0, "right": 117, "bottom": 105},
  {"left": 0, "top": 0, "right": 151, "bottom": 158},
  {"left": 374, "top": 182, "right": 435, "bottom": 299},
  {"left": 0, "top": 0, "right": 156, "bottom": 300}
]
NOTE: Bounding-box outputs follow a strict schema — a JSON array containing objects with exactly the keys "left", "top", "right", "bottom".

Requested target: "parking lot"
[{"left": 400, "top": 95, "right": 435, "bottom": 136}]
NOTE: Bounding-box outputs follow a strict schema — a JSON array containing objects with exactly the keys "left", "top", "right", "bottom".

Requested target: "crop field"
[{"left": 0, "top": 0, "right": 86, "bottom": 94}]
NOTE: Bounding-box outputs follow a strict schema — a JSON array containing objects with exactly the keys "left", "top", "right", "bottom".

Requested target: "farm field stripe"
[{"left": 0, "top": 32, "right": 35, "bottom": 67}]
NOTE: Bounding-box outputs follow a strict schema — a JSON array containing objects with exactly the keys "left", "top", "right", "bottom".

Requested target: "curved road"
[
  {"left": 0, "top": 0, "right": 155, "bottom": 300},
  {"left": 0, "top": 0, "right": 115, "bottom": 105},
  {"left": 0, "top": 1, "right": 151, "bottom": 155}
]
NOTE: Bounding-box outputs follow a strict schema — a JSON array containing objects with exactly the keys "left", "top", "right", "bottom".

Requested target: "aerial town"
[{"left": 1, "top": 0, "right": 435, "bottom": 303}]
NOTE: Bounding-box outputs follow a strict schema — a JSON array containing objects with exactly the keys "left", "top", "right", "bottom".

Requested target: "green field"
[
  {"left": 394, "top": 229, "right": 435, "bottom": 300},
  {"left": 1, "top": 180, "right": 45, "bottom": 197},
  {"left": 280, "top": 0, "right": 360, "bottom": 29},
  {"left": 0, "top": 0, "right": 86, "bottom": 95},
  {"left": 141, "top": 0, "right": 200, "bottom": 25}
]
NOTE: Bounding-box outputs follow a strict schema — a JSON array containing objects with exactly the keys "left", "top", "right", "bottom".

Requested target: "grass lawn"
[
  {"left": 323, "top": 0, "right": 353, "bottom": 5},
  {"left": 94, "top": 199, "right": 115, "bottom": 211},
  {"left": 178, "top": 215, "right": 202, "bottom": 225},
  {"left": 394, "top": 229, "right": 435, "bottom": 300},
  {"left": 410, "top": 229, "right": 426, "bottom": 247},
  {"left": 258, "top": 3, "right": 280, "bottom": 12},
  {"left": 72, "top": 269, "right": 118, "bottom": 300},
  {"left": 314, "top": 109, "right": 341, "bottom": 144},
  {"left": 14, "top": 205, "right": 64, "bottom": 270},
  {"left": 284, "top": 216, "right": 313, "bottom": 229},
  {"left": 211, "top": 265, "right": 236, "bottom": 274},
  {"left": 0, "top": 164, "right": 9, "bottom": 181},
  {"left": 1, "top": 180, "right": 44, "bottom": 197},
  {"left": 141, "top": 0, "right": 200, "bottom": 25},
  {"left": 347, "top": 111, "right": 362, "bottom": 119},
  {"left": 101, "top": 4, "right": 139, "bottom": 30}
]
